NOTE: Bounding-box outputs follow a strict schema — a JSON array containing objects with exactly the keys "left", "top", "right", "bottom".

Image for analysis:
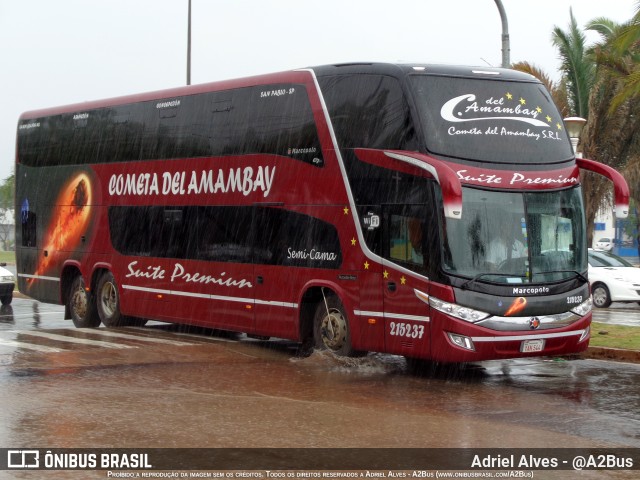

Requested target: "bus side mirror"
[{"left": 576, "top": 157, "right": 629, "bottom": 219}]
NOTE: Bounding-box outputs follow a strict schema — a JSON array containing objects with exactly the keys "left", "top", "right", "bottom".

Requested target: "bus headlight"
[
  {"left": 570, "top": 297, "right": 592, "bottom": 316},
  {"left": 429, "top": 296, "right": 490, "bottom": 323}
]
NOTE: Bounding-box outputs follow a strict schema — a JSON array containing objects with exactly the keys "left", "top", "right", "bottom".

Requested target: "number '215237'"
[{"left": 389, "top": 322, "right": 424, "bottom": 339}]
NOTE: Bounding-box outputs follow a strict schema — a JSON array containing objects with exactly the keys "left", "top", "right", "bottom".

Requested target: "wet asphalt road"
[{"left": 0, "top": 297, "right": 638, "bottom": 478}]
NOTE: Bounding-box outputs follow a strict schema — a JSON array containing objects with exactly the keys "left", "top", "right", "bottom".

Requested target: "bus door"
[{"left": 381, "top": 203, "right": 431, "bottom": 358}]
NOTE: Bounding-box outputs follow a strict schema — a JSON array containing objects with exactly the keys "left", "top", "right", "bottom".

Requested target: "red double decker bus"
[{"left": 15, "top": 63, "right": 629, "bottom": 362}]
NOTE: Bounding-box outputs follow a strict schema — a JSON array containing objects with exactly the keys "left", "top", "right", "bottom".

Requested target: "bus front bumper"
[{"left": 429, "top": 311, "right": 592, "bottom": 363}]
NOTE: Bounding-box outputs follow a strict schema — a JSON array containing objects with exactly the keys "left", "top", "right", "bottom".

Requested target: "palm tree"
[
  {"left": 593, "top": 1, "right": 640, "bottom": 112},
  {"left": 517, "top": 9, "right": 640, "bottom": 243},
  {"left": 580, "top": 13, "right": 640, "bottom": 241},
  {"left": 552, "top": 8, "right": 595, "bottom": 118},
  {"left": 511, "top": 61, "right": 570, "bottom": 117}
]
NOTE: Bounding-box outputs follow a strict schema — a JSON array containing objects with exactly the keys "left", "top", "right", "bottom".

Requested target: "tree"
[
  {"left": 518, "top": 9, "right": 640, "bottom": 244},
  {"left": 552, "top": 8, "right": 596, "bottom": 118},
  {"left": 511, "top": 61, "right": 571, "bottom": 117},
  {"left": 580, "top": 14, "right": 640, "bottom": 243},
  {"left": 0, "top": 174, "right": 14, "bottom": 251}
]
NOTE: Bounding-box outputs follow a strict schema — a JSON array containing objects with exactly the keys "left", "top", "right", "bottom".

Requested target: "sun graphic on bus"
[{"left": 32, "top": 172, "right": 93, "bottom": 279}]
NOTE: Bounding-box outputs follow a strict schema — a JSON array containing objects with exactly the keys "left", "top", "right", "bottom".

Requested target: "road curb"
[{"left": 582, "top": 346, "right": 640, "bottom": 363}]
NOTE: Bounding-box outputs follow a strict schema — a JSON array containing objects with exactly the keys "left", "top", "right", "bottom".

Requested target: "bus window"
[
  {"left": 319, "top": 74, "right": 417, "bottom": 151},
  {"left": 439, "top": 186, "right": 586, "bottom": 284}
]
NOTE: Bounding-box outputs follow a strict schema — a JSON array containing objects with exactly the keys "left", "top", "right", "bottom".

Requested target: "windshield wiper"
[
  {"left": 460, "top": 272, "right": 527, "bottom": 290},
  {"left": 536, "top": 270, "right": 588, "bottom": 283}
]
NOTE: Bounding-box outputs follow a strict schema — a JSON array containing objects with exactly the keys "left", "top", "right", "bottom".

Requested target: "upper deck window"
[
  {"left": 409, "top": 75, "right": 574, "bottom": 165},
  {"left": 17, "top": 84, "right": 323, "bottom": 168}
]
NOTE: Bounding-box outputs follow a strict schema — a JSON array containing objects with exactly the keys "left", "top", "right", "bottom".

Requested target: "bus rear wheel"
[
  {"left": 313, "top": 295, "right": 361, "bottom": 357},
  {"left": 96, "top": 272, "right": 146, "bottom": 327},
  {"left": 68, "top": 275, "right": 100, "bottom": 328}
]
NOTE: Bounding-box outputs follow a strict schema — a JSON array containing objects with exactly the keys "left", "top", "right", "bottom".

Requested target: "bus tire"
[
  {"left": 313, "top": 295, "right": 361, "bottom": 357},
  {"left": 95, "top": 271, "right": 145, "bottom": 327},
  {"left": 1, "top": 294, "right": 12, "bottom": 306},
  {"left": 68, "top": 275, "right": 100, "bottom": 328}
]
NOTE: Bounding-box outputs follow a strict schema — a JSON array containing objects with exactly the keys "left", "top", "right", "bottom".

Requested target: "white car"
[
  {"left": 0, "top": 263, "right": 14, "bottom": 305},
  {"left": 594, "top": 237, "right": 613, "bottom": 251},
  {"left": 588, "top": 250, "right": 640, "bottom": 308}
]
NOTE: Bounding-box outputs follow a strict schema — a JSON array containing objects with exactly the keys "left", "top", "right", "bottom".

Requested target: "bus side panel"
[
  {"left": 353, "top": 270, "right": 385, "bottom": 352},
  {"left": 115, "top": 256, "right": 255, "bottom": 331}
]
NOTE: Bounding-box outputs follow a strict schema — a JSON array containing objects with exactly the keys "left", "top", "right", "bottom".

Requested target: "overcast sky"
[{"left": 1, "top": 0, "right": 637, "bottom": 182}]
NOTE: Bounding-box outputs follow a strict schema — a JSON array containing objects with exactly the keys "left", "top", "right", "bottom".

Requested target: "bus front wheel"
[
  {"left": 68, "top": 275, "right": 100, "bottom": 328},
  {"left": 313, "top": 295, "right": 361, "bottom": 357}
]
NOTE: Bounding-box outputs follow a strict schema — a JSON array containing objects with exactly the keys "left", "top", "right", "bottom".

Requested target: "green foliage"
[
  {"left": 552, "top": 8, "right": 595, "bottom": 118},
  {"left": 0, "top": 174, "right": 14, "bottom": 211},
  {"left": 623, "top": 198, "right": 639, "bottom": 238}
]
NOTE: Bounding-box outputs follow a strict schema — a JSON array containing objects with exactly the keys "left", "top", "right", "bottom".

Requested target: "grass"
[
  {"left": 590, "top": 322, "right": 640, "bottom": 351},
  {"left": 0, "top": 251, "right": 14, "bottom": 265}
]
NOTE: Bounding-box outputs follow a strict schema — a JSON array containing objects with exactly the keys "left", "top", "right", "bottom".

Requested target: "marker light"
[
  {"left": 579, "top": 325, "right": 590, "bottom": 343},
  {"left": 447, "top": 333, "right": 475, "bottom": 351}
]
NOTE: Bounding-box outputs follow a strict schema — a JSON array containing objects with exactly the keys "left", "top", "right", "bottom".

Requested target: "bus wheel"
[
  {"left": 313, "top": 296, "right": 359, "bottom": 357},
  {"left": 96, "top": 272, "right": 147, "bottom": 327},
  {"left": 1, "top": 294, "right": 12, "bottom": 306},
  {"left": 68, "top": 275, "right": 100, "bottom": 328},
  {"left": 96, "top": 271, "right": 127, "bottom": 327}
]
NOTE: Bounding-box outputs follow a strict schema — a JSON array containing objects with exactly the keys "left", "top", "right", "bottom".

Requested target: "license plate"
[{"left": 521, "top": 339, "right": 545, "bottom": 353}]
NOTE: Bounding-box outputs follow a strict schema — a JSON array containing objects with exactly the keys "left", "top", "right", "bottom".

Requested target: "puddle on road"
[{"left": 1, "top": 327, "right": 639, "bottom": 449}]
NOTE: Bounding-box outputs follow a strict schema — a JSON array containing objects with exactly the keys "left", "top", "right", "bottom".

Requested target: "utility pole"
[
  {"left": 494, "top": 0, "right": 510, "bottom": 68},
  {"left": 187, "top": 0, "right": 192, "bottom": 85}
]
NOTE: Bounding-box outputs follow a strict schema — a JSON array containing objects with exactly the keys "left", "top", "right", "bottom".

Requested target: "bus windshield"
[
  {"left": 440, "top": 186, "right": 587, "bottom": 284},
  {"left": 409, "top": 75, "right": 575, "bottom": 164}
]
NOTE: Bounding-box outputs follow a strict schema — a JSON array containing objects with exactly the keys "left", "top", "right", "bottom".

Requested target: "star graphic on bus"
[
  {"left": 383, "top": 270, "right": 389, "bottom": 279},
  {"left": 364, "top": 261, "right": 370, "bottom": 270},
  {"left": 505, "top": 92, "right": 513, "bottom": 100},
  {"left": 343, "top": 207, "right": 349, "bottom": 215},
  {"left": 351, "top": 237, "right": 357, "bottom": 246},
  {"left": 556, "top": 123, "right": 563, "bottom": 130},
  {"left": 400, "top": 276, "right": 407, "bottom": 285},
  {"left": 536, "top": 106, "right": 542, "bottom": 113},
  {"left": 546, "top": 115, "right": 552, "bottom": 122},
  {"left": 519, "top": 97, "right": 526, "bottom": 105}
]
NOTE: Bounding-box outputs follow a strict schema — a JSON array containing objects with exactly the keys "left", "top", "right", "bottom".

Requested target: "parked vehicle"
[
  {"left": 588, "top": 249, "right": 640, "bottom": 308},
  {"left": 594, "top": 237, "right": 613, "bottom": 251},
  {"left": 0, "top": 263, "right": 14, "bottom": 305}
]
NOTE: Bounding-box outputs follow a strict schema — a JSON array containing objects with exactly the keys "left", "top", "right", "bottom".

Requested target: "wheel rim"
[
  {"left": 71, "top": 284, "right": 87, "bottom": 319},
  {"left": 593, "top": 287, "right": 607, "bottom": 307},
  {"left": 99, "top": 281, "right": 118, "bottom": 318},
  {"left": 320, "top": 307, "right": 348, "bottom": 351}
]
